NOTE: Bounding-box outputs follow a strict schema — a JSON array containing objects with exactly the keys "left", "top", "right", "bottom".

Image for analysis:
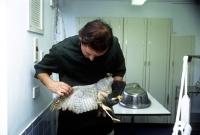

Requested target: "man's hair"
[{"left": 78, "top": 19, "right": 113, "bottom": 52}]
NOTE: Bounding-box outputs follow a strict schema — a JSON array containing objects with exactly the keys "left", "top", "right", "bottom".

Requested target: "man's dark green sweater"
[{"left": 34, "top": 35, "right": 126, "bottom": 86}]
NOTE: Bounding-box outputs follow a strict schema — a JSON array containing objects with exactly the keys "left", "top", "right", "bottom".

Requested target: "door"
[
  {"left": 168, "top": 36, "right": 194, "bottom": 123},
  {"left": 123, "top": 18, "right": 147, "bottom": 86},
  {"left": 123, "top": 18, "right": 147, "bottom": 123},
  {"left": 146, "top": 18, "right": 171, "bottom": 123}
]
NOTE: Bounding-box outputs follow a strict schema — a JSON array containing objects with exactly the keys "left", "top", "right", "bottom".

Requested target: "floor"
[{"left": 113, "top": 123, "right": 200, "bottom": 135}]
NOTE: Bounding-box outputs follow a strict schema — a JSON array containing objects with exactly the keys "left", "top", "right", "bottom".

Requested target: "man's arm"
[{"left": 37, "top": 73, "right": 73, "bottom": 96}]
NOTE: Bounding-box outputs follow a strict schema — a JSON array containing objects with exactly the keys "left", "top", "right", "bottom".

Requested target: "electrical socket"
[
  {"left": 34, "top": 38, "right": 39, "bottom": 63},
  {"left": 33, "top": 86, "right": 40, "bottom": 99},
  {"left": 39, "top": 50, "right": 44, "bottom": 61}
]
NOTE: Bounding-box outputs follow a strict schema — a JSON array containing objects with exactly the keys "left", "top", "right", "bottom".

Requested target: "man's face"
[{"left": 81, "top": 44, "right": 107, "bottom": 61}]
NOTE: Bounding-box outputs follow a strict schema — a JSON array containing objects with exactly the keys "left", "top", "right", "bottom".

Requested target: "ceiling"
[{"left": 64, "top": 0, "right": 199, "bottom": 3}]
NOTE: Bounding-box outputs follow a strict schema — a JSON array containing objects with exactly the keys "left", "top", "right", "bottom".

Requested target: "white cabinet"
[
  {"left": 123, "top": 18, "right": 171, "bottom": 123},
  {"left": 168, "top": 36, "right": 194, "bottom": 123}
]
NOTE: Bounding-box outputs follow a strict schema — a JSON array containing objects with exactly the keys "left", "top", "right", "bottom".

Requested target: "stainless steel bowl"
[{"left": 119, "top": 83, "right": 151, "bottom": 109}]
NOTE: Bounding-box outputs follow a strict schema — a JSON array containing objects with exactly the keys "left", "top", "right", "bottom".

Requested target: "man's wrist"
[{"left": 37, "top": 73, "right": 55, "bottom": 92}]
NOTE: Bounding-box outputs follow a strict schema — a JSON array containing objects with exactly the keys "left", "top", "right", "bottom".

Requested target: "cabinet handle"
[
  {"left": 144, "top": 61, "right": 146, "bottom": 66},
  {"left": 144, "top": 61, "right": 150, "bottom": 66},
  {"left": 167, "top": 94, "right": 169, "bottom": 105}
]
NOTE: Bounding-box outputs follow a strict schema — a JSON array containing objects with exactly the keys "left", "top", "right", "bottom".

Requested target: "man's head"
[{"left": 79, "top": 19, "right": 113, "bottom": 61}]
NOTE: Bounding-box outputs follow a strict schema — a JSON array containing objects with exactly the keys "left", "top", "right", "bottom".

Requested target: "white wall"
[
  {"left": 60, "top": 0, "right": 200, "bottom": 83},
  {"left": 0, "top": 0, "right": 8, "bottom": 134},
  {"left": 1, "top": 0, "right": 55, "bottom": 135}
]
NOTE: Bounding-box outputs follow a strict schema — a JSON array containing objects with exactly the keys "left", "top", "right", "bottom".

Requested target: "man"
[{"left": 34, "top": 19, "right": 126, "bottom": 135}]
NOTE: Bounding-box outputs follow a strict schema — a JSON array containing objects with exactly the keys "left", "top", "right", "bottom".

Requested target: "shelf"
[
  {"left": 175, "top": 86, "right": 200, "bottom": 124},
  {"left": 176, "top": 86, "right": 200, "bottom": 94},
  {"left": 188, "top": 55, "right": 200, "bottom": 62}
]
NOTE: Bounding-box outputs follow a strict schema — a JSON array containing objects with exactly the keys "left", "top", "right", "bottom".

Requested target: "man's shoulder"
[
  {"left": 112, "top": 36, "right": 120, "bottom": 46},
  {"left": 113, "top": 36, "right": 118, "bottom": 41},
  {"left": 52, "top": 35, "right": 79, "bottom": 50},
  {"left": 112, "top": 36, "right": 120, "bottom": 48}
]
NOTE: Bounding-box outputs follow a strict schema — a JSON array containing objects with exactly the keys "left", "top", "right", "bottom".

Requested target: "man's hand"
[
  {"left": 102, "top": 81, "right": 126, "bottom": 107},
  {"left": 48, "top": 81, "right": 73, "bottom": 96},
  {"left": 37, "top": 73, "right": 73, "bottom": 96}
]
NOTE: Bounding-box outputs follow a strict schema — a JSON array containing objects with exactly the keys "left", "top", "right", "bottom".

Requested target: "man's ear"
[{"left": 78, "top": 35, "right": 82, "bottom": 41}]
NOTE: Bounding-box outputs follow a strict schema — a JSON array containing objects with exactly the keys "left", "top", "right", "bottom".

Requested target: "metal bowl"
[{"left": 119, "top": 83, "right": 151, "bottom": 109}]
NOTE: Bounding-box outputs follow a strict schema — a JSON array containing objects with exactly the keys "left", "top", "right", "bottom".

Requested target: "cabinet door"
[
  {"left": 123, "top": 18, "right": 147, "bottom": 123},
  {"left": 146, "top": 18, "right": 171, "bottom": 123},
  {"left": 168, "top": 36, "right": 194, "bottom": 123},
  {"left": 123, "top": 18, "right": 147, "bottom": 85}
]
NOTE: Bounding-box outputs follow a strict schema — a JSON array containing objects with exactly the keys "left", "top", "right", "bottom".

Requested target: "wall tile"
[{"left": 21, "top": 105, "right": 57, "bottom": 135}]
